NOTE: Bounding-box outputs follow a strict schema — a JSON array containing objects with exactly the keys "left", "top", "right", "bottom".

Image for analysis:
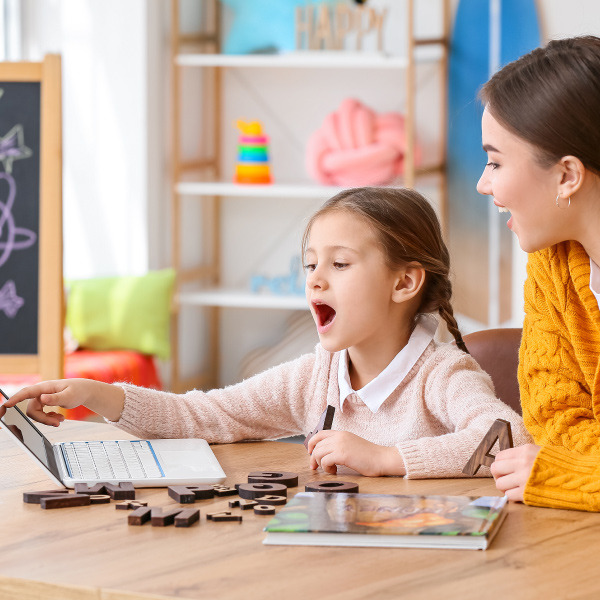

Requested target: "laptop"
[{"left": 0, "top": 403, "right": 226, "bottom": 488}]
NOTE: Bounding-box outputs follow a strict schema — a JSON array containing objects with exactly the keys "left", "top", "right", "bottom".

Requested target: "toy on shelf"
[
  {"left": 221, "top": 0, "right": 338, "bottom": 55},
  {"left": 234, "top": 120, "right": 272, "bottom": 184},
  {"left": 250, "top": 256, "right": 304, "bottom": 296},
  {"left": 306, "top": 98, "right": 420, "bottom": 186},
  {"left": 296, "top": 3, "right": 388, "bottom": 51}
]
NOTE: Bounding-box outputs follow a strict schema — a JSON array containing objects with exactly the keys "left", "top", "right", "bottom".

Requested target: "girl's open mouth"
[{"left": 312, "top": 301, "right": 336, "bottom": 333}]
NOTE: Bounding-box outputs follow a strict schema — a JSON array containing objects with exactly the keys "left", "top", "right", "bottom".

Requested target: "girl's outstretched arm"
[
  {"left": 104, "top": 350, "right": 321, "bottom": 442},
  {"left": 1, "top": 379, "right": 125, "bottom": 426}
]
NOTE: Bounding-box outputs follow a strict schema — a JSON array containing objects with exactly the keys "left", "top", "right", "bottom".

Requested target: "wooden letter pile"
[{"left": 23, "top": 470, "right": 362, "bottom": 530}]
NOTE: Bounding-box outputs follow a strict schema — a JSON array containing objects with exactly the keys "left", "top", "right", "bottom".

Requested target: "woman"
[{"left": 477, "top": 35, "right": 600, "bottom": 511}]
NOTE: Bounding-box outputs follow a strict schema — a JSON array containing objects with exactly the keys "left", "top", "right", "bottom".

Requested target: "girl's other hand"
[
  {"left": 0, "top": 379, "right": 125, "bottom": 426},
  {"left": 490, "top": 443, "right": 541, "bottom": 501},
  {"left": 307, "top": 430, "right": 406, "bottom": 477}
]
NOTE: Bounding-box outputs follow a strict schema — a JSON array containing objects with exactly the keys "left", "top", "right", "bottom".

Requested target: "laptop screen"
[{"left": 0, "top": 405, "right": 62, "bottom": 481}]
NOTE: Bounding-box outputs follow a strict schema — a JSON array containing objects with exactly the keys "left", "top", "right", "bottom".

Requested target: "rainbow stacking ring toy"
[{"left": 234, "top": 120, "right": 272, "bottom": 184}]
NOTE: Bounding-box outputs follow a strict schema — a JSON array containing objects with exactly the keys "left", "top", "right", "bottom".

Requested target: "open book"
[{"left": 263, "top": 492, "right": 508, "bottom": 550}]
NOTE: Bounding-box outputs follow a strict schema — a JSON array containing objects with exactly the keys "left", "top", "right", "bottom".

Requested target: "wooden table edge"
[{"left": 0, "top": 574, "right": 174, "bottom": 600}]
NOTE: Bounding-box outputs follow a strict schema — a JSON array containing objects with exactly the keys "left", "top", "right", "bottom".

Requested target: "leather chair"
[{"left": 462, "top": 328, "right": 523, "bottom": 415}]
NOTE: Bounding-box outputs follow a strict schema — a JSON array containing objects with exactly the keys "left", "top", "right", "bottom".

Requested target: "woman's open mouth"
[
  {"left": 493, "top": 199, "right": 510, "bottom": 214},
  {"left": 493, "top": 202, "right": 513, "bottom": 228},
  {"left": 312, "top": 301, "right": 336, "bottom": 334}
]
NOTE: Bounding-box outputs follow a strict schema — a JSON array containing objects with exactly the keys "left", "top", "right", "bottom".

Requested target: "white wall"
[{"left": 21, "top": 0, "right": 169, "bottom": 279}]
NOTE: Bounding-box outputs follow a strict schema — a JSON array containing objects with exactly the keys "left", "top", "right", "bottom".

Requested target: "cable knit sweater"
[
  {"left": 112, "top": 340, "right": 529, "bottom": 479},
  {"left": 521, "top": 241, "right": 600, "bottom": 510}
]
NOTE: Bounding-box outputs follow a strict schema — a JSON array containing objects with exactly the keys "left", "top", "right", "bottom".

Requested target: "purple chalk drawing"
[
  {"left": 0, "top": 124, "right": 32, "bottom": 174},
  {"left": 0, "top": 280, "right": 24, "bottom": 318},
  {"left": 0, "top": 171, "right": 37, "bottom": 268}
]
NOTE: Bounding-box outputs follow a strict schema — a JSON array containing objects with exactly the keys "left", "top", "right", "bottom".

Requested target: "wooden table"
[{"left": 1, "top": 421, "right": 598, "bottom": 600}]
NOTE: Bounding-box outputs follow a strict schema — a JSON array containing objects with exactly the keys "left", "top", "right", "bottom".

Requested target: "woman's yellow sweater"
[{"left": 521, "top": 241, "right": 600, "bottom": 511}]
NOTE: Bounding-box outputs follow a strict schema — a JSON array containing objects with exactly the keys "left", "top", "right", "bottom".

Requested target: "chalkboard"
[
  {"left": 0, "top": 82, "right": 41, "bottom": 354},
  {"left": 0, "top": 56, "right": 63, "bottom": 380}
]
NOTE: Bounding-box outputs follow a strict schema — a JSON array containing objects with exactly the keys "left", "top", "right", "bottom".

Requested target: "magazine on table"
[{"left": 263, "top": 492, "right": 508, "bottom": 550}]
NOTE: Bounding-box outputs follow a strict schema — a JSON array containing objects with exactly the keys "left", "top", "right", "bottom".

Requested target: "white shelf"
[
  {"left": 175, "top": 47, "right": 442, "bottom": 69},
  {"left": 177, "top": 52, "right": 405, "bottom": 69},
  {"left": 175, "top": 177, "right": 444, "bottom": 199},
  {"left": 178, "top": 289, "right": 310, "bottom": 310},
  {"left": 176, "top": 181, "right": 345, "bottom": 199}
]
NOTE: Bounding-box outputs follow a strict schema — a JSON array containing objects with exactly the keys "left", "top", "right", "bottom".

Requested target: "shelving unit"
[{"left": 169, "top": 0, "right": 450, "bottom": 392}]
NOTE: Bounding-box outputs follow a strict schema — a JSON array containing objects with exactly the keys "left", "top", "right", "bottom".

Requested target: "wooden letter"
[
  {"left": 128, "top": 506, "right": 152, "bottom": 526},
  {"left": 23, "top": 489, "right": 70, "bottom": 504},
  {"left": 247, "top": 471, "right": 298, "bottom": 488},
  {"left": 355, "top": 6, "right": 369, "bottom": 50},
  {"left": 74, "top": 483, "right": 106, "bottom": 495},
  {"left": 89, "top": 494, "right": 111, "bottom": 504},
  {"left": 151, "top": 507, "right": 185, "bottom": 527},
  {"left": 40, "top": 494, "right": 91, "bottom": 509},
  {"left": 304, "top": 405, "right": 335, "bottom": 448},
  {"left": 305, "top": 481, "right": 359, "bottom": 494},
  {"left": 229, "top": 499, "right": 258, "bottom": 510},
  {"left": 255, "top": 495, "right": 287, "bottom": 506},
  {"left": 207, "top": 511, "right": 242, "bottom": 522},
  {"left": 295, "top": 6, "right": 315, "bottom": 50},
  {"left": 314, "top": 5, "right": 334, "bottom": 50},
  {"left": 237, "top": 483, "right": 287, "bottom": 500},
  {"left": 462, "top": 419, "right": 514, "bottom": 476},
  {"left": 116, "top": 500, "right": 147, "bottom": 510},
  {"left": 254, "top": 505, "right": 276, "bottom": 515},
  {"left": 169, "top": 484, "right": 215, "bottom": 503},
  {"left": 75, "top": 482, "right": 135, "bottom": 500},
  {"left": 168, "top": 486, "right": 196, "bottom": 504},
  {"left": 212, "top": 485, "right": 238, "bottom": 497},
  {"left": 102, "top": 482, "right": 136, "bottom": 500},
  {"left": 174, "top": 508, "right": 200, "bottom": 528},
  {"left": 187, "top": 485, "right": 215, "bottom": 500},
  {"left": 334, "top": 4, "right": 354, "bottom": 50},
  {"left": 372, "top": 7, "right": 388, "bottom": 52}
]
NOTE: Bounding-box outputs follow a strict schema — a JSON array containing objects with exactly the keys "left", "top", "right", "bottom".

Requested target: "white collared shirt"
[
  {"left": 590, "top": 258, "right": 600, "bottom": 311},
  {"left": 337, "top": 314, "right": 438, "bottom": 413}
]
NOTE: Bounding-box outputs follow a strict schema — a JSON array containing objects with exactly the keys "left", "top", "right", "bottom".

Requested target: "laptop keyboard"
[{"left": 60, "top": 440, "right": 163, "bottom": 480}]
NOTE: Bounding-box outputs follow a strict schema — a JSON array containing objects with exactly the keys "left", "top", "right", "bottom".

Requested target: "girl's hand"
[
  {"left": 490, "top": 444, "right": 541, "bottom": 501},
  {"left": 0, "top": 379, "right": 125, "bottom": 426},
  {"left": 307, "top": 430, "right": 406, "bottom": 477}
]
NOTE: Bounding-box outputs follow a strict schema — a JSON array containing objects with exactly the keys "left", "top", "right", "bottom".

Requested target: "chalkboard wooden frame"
[{"left": 0, "top": 55, "right": 63, "bottom": 380}]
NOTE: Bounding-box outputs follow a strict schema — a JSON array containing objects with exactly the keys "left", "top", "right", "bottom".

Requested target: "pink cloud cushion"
[{"left": 306, "top": 98, "right": 419, "bottom": 186}]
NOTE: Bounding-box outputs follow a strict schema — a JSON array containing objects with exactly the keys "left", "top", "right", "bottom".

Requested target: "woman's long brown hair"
[{"left": 480, "top": 35, "right": 600, "bottom": 174}]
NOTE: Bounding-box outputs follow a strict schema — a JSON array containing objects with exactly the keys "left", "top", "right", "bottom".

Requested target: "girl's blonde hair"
[{"left": 302, "top": 187, "right": 467, "bottom": 353}]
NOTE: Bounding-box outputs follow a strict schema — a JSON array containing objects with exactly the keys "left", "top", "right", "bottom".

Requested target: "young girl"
[{"left": 2, "top": 187, "right": 529, "bottom": 478}]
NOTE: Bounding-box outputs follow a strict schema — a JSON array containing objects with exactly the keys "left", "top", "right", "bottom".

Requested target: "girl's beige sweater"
[{"left": 113, "top": 341, "right": 530, "bottom": 479}]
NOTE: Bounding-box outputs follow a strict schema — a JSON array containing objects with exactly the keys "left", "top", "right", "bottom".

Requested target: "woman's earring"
[{"left": 555, "top": 194, "right": 571, "bottom": 209}]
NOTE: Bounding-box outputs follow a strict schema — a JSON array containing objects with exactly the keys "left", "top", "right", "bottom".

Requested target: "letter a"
[{"left": 462, "top": 419, "right": 514, "bottom": 476}]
